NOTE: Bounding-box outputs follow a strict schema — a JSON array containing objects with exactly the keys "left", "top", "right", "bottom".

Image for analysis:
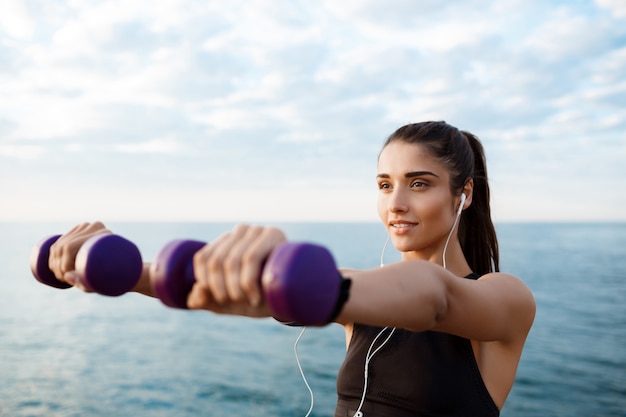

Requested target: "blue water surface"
[{"left": 0, "top": 222, "right": 625, "bottom": 416}]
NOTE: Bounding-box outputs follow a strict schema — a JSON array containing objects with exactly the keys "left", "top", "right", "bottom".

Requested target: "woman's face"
[{"left": 377, "top": 141, "right": 459, "bottom": 261}]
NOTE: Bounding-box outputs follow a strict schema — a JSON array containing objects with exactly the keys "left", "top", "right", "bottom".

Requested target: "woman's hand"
[
  {"left": 48, "top": 222, "right": 112, "bottom": 291},
  {"left": 187, "top": 224, "right": 287, "bottom": 318}
]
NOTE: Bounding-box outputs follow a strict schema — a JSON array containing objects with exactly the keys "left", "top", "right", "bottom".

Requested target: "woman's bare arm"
[{"left": 338, "top": 260, "right": 535, "bottom": 343}]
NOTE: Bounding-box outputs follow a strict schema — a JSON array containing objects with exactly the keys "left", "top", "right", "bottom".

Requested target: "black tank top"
[{"left": 335, "top": 274, "right": 499, "bottom": 417}]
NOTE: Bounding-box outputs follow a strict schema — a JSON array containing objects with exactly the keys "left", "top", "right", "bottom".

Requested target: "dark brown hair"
[{"left": 382, "top": 121, "right": 499, "bottom": 275}]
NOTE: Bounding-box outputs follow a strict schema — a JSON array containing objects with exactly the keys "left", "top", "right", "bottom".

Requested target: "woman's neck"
[{"left": 401, "top": 240, "right": 472, "bottom": 277}]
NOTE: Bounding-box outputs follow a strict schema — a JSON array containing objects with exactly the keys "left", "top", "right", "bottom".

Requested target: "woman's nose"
[{"left": 388, "top": 189, "right": 409, "bottom": 213}]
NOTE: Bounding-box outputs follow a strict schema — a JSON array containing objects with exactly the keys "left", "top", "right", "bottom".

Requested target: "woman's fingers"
[
  {"left": 48, "top": 222, "right": 111, "bottom": 285},
  {"left": 187, "top": 282, "right": 272, "bottom": 318},
  {"left": 190, "top": 224, "right": 287, "bottom": 311},
  {"left": 193, "top": 231, "right": 235, "bottom": 304},
  {"left": 238, "top": 226, "right": 286, "bottom": 306},
  {"left": 187, "top": 282, "right": 213, "bottom": 310},
  {"left": 222, "top": 225, "right": 265, "bottom": 305}
]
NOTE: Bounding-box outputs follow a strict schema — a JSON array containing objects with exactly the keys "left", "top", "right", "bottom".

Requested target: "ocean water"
[{"left": 0, "top": 222, "right": 625, "bottom": 417}]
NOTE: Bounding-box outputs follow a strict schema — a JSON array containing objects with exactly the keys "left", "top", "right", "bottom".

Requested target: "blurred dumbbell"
[
  {"left": 30, "top": 234, "right": 143, "bottom": 297},
  {"left": 151, "top": 240, "right": 346, "bottom": 325}
]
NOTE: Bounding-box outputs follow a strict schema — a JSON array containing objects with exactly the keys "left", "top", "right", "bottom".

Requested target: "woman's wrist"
[{"left": 132, "top": 262, "right": 156, "bottom": 297}]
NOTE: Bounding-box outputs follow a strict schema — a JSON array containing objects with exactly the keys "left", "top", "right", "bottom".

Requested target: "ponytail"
[{"left": 458, "top": 131, "right": 499, "bottom": 275}]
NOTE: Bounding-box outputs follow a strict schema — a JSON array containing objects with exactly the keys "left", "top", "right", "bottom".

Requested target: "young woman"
[{"left": 48, "top": 121, "right": 535, "bottom": 416}]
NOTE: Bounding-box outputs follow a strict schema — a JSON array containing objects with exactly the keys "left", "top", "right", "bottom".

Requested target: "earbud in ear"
[{"left": 457, "top": 193, "right": 466, "bottom": 215}]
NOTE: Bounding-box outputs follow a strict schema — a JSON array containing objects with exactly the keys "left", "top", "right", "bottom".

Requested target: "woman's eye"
[
  {"left": 378, "top": 182, "right": 391, "bottom": 190},
  {"left": 411, "top": 180, "right": 428, "bottom": 188}
]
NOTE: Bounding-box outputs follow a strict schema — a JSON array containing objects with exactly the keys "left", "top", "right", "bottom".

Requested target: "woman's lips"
[{"left": 389, "top": 222, "right": 417, "bottom": 234}]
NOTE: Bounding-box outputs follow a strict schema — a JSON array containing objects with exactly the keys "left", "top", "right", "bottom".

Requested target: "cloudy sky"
[{"left": 1, "top": 0, "right": 625, "bottom": 223}]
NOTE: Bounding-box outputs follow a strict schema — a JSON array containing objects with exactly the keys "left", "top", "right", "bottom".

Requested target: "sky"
[{"left": 1, "top": 0, "right": 625, "bottom": 223}]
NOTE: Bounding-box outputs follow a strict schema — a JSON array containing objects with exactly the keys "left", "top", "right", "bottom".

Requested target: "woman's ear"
[{"left": 462, "top": 178, "right": 474, "bottom": 209}]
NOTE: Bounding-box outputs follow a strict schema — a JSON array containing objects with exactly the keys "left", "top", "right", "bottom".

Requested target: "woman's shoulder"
[
  {"left": 478, "top": 271, "right": 536, "bottom": 331},
  {"left": 477, "top": 271, "right": 532, "bottom": 291},
  {"left": 477, "top": 271, "right": 535, "bottom": 306},
  {"left": 437, "top": 269, "right": 536, "bottom": 343}
]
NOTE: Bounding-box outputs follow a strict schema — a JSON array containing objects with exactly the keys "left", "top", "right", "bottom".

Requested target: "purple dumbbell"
[
  {"left": 30, "top": 234, "right": 143, "bottom": 297},
  {"left": 262, "top": 242, "right": 344, "bottom": 325},
  {"left": 150, "top": 240, "right": 345, "bottom": 325},
  {"left": 150, "top": 239, "right": 206, "bottom": 309},
  {"left": 30, "top": 235, "right": 72, "bottom": 289}
]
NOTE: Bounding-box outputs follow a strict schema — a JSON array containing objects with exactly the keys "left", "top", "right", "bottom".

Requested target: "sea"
[{"left": 0, "top": 222, "right": 625, "bottom": 417}]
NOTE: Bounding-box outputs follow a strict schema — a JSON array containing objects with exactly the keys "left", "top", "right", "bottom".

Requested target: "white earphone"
[{"left": 457, "top": 193, "right": 466, "bottom": 216}]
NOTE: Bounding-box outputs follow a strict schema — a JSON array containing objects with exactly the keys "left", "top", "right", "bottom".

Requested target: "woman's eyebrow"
[
  {"left": 376, "top": 171, "right": 439, "bottom": 179},
  {"left": 405, "top": 171, "right": 439, "bottom": 178}
]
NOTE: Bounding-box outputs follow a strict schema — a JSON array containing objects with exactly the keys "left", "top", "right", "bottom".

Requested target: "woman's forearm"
[{"left": 132, "top": 262, "right": 156, "bottom": 298}]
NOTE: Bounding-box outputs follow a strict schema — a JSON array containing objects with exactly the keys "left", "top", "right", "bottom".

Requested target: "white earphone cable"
[
  {"left": 352, "top": 326, "right": 396, "bottom": 417},
  {"left": 296, "top": 196, "right": 464, "bottom": 417},
  {"left": 294, "top": 326, "right": 315, "bottom": 417},
  {"left": 443, "top": 194, "right": 465, "bottom": 270},
  {"left": 380, "top": 235, "right": 390, "bottom": 267}
]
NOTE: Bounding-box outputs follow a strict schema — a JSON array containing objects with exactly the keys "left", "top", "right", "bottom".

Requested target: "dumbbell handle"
[
  {"left": 30, "top": 234, "right": 143, "bottom": 297},
  {"left": 151, "top": 240, "right": 346, "bottom": 325}
]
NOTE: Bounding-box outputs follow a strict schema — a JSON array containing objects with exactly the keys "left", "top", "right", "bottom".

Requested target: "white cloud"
[
  {"left": 0, "top": 144, "right": 44, "bottom": 159},
  {"left": 114, "top": 138, "right": 182, "bottom": 154},
  {"left": 596, "top": 0, "right": 626, "bottom": 17},
  {"left": 1, "top": 94, "right": 105, "bottom": 141},
  {"left": 0, "top": 0, "right": 35, "bottom": 40},
  {"left": 1, "top": 0, "right": 625, "bottom": 221},
  {"left": 0, "top": 182, "right": 380, "bottom": 222}
]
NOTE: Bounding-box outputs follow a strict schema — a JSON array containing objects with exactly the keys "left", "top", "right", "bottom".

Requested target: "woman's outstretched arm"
[{"left": 338, "top": 260, "right": 535, "bottom": 343}]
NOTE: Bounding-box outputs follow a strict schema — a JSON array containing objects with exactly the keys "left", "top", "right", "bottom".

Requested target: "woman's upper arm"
[{"left": 434, "top": 272, "right": 536, "bottom": 343}]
